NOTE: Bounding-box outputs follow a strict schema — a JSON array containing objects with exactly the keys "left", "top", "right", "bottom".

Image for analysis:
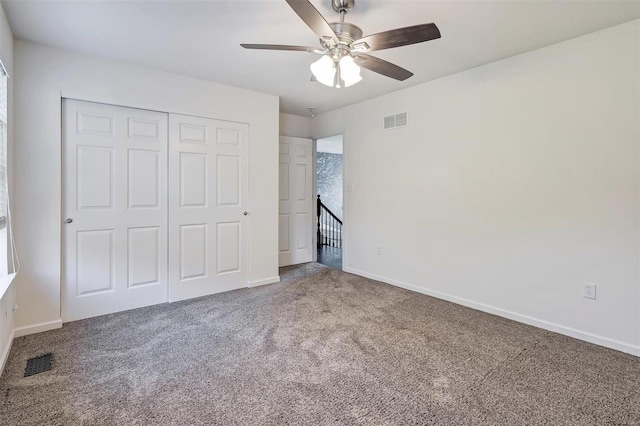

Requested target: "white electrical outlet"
[
  {"left": 583, "top": 283, "right": 596, "bottom": 300},
  {"left": 376, "top": 246, "right": 382, "bottom": 256}
]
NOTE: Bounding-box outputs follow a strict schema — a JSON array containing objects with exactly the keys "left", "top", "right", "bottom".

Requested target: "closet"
[{"left": 62, "top": 99, "right": 249, "bottom": 321}]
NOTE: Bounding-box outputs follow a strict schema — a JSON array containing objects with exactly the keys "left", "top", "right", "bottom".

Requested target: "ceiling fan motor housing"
[
  {"left": 329, "top": 22, "right": 363, "bottom": 44},
  {"left": 322, "top": 22, "right": 363, "bottom": 59}
]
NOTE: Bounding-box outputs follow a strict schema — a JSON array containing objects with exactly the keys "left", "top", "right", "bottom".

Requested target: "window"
[
  {"left": 0, "top": 61, "right": 8, "bottom": 280},
  {"left": 0, "top": 63, "right": 6, "bottom": 232}
]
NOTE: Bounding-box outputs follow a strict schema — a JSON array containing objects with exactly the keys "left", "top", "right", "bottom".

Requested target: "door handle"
[
  {"left": 66, "top": 218, "right": 73, "bottom": 224},
  {"left": 243, "top": 211, "right": 248, "bottom": 216}
]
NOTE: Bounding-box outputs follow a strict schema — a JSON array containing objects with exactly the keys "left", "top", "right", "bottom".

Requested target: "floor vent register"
[{"left": 24, "top": 353, "right": 53, "bottom": 377}]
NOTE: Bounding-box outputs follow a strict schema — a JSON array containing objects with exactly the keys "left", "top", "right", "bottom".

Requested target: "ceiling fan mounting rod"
[{"left": 332, "top": 0, "right": 355, "bottom": 15}]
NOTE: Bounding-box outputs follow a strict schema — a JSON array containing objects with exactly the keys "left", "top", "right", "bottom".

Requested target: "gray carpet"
[{"left": 1, "top": 263, "right": 639, "bottom": 425}]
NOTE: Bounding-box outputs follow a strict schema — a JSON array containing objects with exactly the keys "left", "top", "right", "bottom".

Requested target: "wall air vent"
[
  {"left": 383, "top": 112, "right": 408, "bottom": 130},
  {"left": 384, "top": 115, "right": 395, "bottom": 130}
]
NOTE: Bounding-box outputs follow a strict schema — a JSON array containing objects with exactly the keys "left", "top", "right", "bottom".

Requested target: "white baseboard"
[
  {"left": 249, "top": 276, "right": 280, "bottom": 288},
  {"left": 0, "top": 328, "right": 15, "bottom": 377},
  {"left": 343, "top": 267, "right": 640, "bottom": 357},
  {"left": 14, "top": 319, "right": 63, "bottom": 338}
]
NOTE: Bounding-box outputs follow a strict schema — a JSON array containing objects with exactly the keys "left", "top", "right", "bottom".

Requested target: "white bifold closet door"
[
  {"left": 278, "top": 136, "right": 313, "bottom": 267},
  {"left": 168, "top": 114, "right": 249, "bottom": 302},
  {"left": 63, "top": 101, "right": 250, "bottom": 321},
  {"left": 63, "top": 99, "right": 168, "bottom": 322}
]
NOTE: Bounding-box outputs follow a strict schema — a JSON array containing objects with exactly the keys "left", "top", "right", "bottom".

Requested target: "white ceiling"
[{"left": 3, "top": 0, "right": 639, "bottom": 116}]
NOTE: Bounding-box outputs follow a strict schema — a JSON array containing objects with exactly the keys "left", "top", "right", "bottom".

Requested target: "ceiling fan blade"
[
  {"left": 241, "top": 44, "right": 321, "bottom": 53},
  {"left": 286, "top": 0, "right": 339, "bottom": 43},
  {"left": 353, "top": 23, "right": 440, "bottom": 52},
  {"left": 354, "top": 54, "right": 413, "bottom": 81}
]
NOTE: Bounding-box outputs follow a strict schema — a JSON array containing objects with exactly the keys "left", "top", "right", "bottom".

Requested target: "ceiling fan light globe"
[
  {"left": 310, "top": 55, "right": 336, "bottom": 87},
  {"left": 343, "top": 74, "right": 362, "bottom": 87},
  {"left": 339, "top": 55, "right": 362, "bottom": 87}
]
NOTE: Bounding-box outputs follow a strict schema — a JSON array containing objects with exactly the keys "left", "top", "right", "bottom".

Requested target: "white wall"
[
  {"left": 311, "top": 20, "right": 640, "bottom": 356},
  {"left": 0, "top": 2, "right": 14, "bottom": 374},
  {"left": 13, "top": 40, "right": 280, "bottom": 335},
  {"left": 279, "top": 113, "right": 311, "bottom": 138}
]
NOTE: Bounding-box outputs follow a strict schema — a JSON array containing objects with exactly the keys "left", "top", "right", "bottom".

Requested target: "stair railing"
[{"left": 317, "top": 194, "right": 342, "bottom": 249}]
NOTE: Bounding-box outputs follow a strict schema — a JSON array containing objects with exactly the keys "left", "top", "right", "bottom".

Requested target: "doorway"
[{"left": 316, "top": 135, "right": 343, "bottom": 270}]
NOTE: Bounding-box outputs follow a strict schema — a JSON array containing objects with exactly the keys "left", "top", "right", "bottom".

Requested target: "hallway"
[{"left": 317, "top": 245, "right": 342, "bottom": 270}]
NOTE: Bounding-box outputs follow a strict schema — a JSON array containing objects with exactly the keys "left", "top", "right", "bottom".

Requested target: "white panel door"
[
  {"left": 168, "top": 114, "right": 249, "bottom": 301},
  {"left": 63, "top": 99, "right": 168, "bottom": 321},
  {"left": 279, "top": 136, "right": 313, "bottom": 267}
]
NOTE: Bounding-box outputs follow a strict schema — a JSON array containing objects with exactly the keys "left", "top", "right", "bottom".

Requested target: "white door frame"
[{"left": 312, "top": 138, "right": 317, "bottom": 262}]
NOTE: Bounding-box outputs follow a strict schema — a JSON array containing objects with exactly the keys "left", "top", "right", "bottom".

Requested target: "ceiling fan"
[{"left": 241, "top": 0, "right": 441, "bottom": 88}]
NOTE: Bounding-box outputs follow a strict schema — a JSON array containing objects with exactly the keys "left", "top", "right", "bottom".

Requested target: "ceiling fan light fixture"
[
  {"left": 339, "top": 55, "right": 362, "bottom": 87},
  {"left": 310, "top": 55, "right": 336, "bottom": 87}
]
